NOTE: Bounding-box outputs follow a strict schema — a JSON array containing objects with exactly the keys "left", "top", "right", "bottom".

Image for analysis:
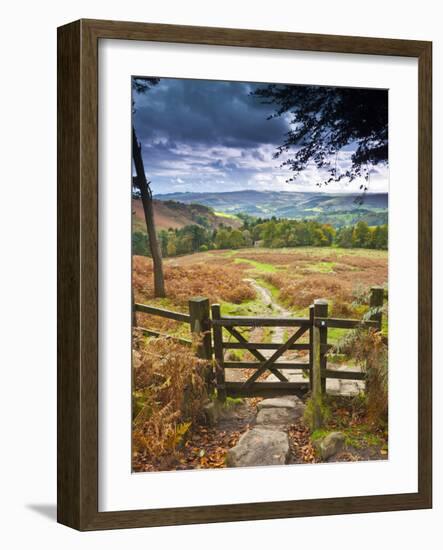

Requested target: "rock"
[
  {"left": 257, "top": 395, "right": 304, "bottom": 410},
  {"left": 226, "top": 428, "right": 289, "bottom": 467},
  {"left": 256, "top": 405, "right": 304, "bottom": 427},
  {"left": 315, "top": 431, "right": 345, "bottom": 460}
]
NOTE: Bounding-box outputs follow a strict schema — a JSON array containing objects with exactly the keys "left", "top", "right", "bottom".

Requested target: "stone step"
[
  {"left": 226, "top": 396, "right": 306, "bottom": 468},
  {"left": 257, "top": 395, "right": 304, "bottom": 410},
  {"left": 256, "top": 405, "right": 304, "bottom": 427},
  {"left": 226, "top": 428, "right": 289, "bottom": 468}
]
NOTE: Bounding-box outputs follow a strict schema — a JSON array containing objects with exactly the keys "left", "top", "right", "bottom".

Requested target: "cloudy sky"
[{"left": 132, "top": 78, "right": 388, "bottom": 196}]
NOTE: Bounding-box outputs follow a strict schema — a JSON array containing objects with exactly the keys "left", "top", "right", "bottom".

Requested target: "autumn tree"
[
  {"left": 336, "top": 226, "right": 354, "bottom": 248},
  {"left": 353, "top": 221, "right": 371, "bottom": 248},
  {"left": 132, "top": 77, "right": 166, "bottom": 297}
]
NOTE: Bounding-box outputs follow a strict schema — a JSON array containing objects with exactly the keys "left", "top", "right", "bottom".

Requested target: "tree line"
[{"left": 133, "top": 218, "right": 387, "bottom": 258}]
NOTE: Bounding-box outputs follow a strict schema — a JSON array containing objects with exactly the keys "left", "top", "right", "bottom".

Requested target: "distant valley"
[{"left": 154, "top": 190, "right": 388, "bottom": 227}]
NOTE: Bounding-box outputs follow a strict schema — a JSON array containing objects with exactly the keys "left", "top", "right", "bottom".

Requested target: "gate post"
[
  {"left": 312, "top": 299, "right": 328, "bottom": 429},
  {"left": 211, "top": 304, "right": 226, "bottom": 403},
  {"left": 189, "top": 297, "right": 212, "bottom": 392}
]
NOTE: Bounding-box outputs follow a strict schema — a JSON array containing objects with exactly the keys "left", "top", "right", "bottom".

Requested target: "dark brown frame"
[{"left": 57, "top": 19, "right": 432, "bottom": 531}]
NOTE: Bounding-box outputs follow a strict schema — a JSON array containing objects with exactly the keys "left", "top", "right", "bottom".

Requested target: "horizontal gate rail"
[
  {"left": 321, "top": 368, "right": 365, "bottom": 380},
  {"left": 224, "top": 361, "right": 311, "bottom": 369},
  {"left": 226, "top": 381, "right": 309, "bottom": 398},
  {"left": 211, "top": 317, "right": 311, "bottom": 327},
  {"left": 222, "top": 342, "right": 312, "bottom": 350},
  {"left": 313, "top": 317, "right": 379, "bottom": 329}
]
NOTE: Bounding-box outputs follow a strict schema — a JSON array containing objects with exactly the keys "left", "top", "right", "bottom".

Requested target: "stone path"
[{"left": 226, "top": 395, "right": 305, "bottom": 467}]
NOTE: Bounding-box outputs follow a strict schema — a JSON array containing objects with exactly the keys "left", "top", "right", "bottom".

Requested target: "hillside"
[
  {"left": 154, "top": 190, "right": 388, "bottom": 227},
  {"left": 132, "top": 198, "right": 241, "bottom": 232}
]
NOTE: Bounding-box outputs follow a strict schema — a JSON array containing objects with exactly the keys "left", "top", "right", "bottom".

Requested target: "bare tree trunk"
[{"left": 132, "top": 126, "right": 166, "bottom": 298}]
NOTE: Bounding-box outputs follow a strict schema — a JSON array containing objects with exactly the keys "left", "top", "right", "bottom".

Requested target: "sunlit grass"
[
  {"left": 214, "top": 211, "right": 239, "bottom": 220},
  {"left": 233, "top": 257, "right": 282, "bottom": 273}
]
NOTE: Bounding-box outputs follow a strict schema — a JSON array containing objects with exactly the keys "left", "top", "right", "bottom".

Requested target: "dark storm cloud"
[
  {"left": 133, "top": 78, "right": 288, "bottom": 149},
  {"left": 132, "top": 77, "right": 388, "bottom": 195}
]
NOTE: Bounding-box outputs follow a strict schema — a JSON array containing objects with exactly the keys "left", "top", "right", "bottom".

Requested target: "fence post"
[
  {"left": 189, "top": 297, "right": 212, "bottom": 393},
  {"left": 369, "top": 286, "right": 384, "bottom": 330},
  {"left": 188, "top": 297, "right": 212, "bottom": 359},
  {"left": 309, "top": 305, "right": 314, "bottom": 389},
  {"left": 211, "top": 304, "right": 226, "bottom": 403},
  {"left": 312, "top": 299, "right": 328, "bottom": 429},
  {"left": 316, "top": 300, "right": 329, "bottom": 393}
]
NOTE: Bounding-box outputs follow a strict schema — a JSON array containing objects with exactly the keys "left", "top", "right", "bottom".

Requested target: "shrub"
[
  {"left": 132, "top": 335, "right": 208, "bottom": 468},
  {"left": 334, "top": 328, "right": 388, "bottom": 424}
]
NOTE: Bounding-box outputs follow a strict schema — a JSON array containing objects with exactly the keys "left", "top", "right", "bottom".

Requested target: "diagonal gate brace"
[
  {"left": 241, "top": 325, "right": 308, "bottom": 390},
  {"left": 226, "top": 326, "right": 288, "bottom": 382}
]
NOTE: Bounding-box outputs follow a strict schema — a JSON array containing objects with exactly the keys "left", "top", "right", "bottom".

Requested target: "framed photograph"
[{"left": 57, "top": 19, "right": 432, "bottom": 530}]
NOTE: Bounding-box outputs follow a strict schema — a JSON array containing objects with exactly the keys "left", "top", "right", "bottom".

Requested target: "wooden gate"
[
  {"left": 210, "top": 304, "right": 314, "bottom": 400},
  {"left": 135, "top": 287, "right": 384, "bottom": 402},
  {"left": 209, "top": 287, "right": 383, "bottom": 401}
]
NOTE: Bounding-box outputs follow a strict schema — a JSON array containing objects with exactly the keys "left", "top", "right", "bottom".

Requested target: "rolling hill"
[
  {"left": 154, "top": 190, "right": 388, "bottom": 227},
  {"left": 132, "top": 198, "right": 241, "bottom": 232}
]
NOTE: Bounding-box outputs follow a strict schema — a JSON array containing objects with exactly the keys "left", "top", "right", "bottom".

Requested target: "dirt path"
[
  {"left": 243, "top": 278, "right": 291, "bottom": 354},
  {"left": 224, "top": 278, "right": 291, "bottom": 383},
  {"left": 223, "top": 278, "right": 306, "bottom": 385},
  {"left": 245, "top": 279, "right": 309, "bottom": 384}
]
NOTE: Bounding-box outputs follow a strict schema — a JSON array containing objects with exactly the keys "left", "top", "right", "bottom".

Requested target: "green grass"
[
  {"left": 220, "top": 298, "right": 267, "bottom": 317},
  {"left": 327, "top": 327, "right": 353, "bottom": 345},
  {"left": 381, "top": 315, "right": 388, "bottom": 338},
  {"left": 311, "top": 428, "right": 330, "bottom": 442},
  {"left": 233, "top": 257, "right": 280, "bottom": 273},
  {"left": 303, "top": 261, "right": 336, "bottom": 273},
  {"left": 262, "top": 327, "right": 274, "bottom": 344},
  {"left": 223, "top": 396, "right": 244, "bottom": 408},
  {"left": 311, "top": 425, "right": 384, "bottom": 450},
  {"left": 342, "top": 426, "right": 384, "bottom": 449}
]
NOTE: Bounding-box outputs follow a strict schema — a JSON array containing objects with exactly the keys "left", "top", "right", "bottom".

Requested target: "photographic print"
[{"left": 131, "top": 76, "right": 389, "bottom": 473}]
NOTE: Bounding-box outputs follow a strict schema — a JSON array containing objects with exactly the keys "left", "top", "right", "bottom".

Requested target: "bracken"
[{"left": 132, "top": 335, "right": 209, "bottom": 470}]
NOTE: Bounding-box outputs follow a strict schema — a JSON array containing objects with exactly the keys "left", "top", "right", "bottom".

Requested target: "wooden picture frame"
[{"left": 57, "top": 19, "right": 432, "bottom": 530}]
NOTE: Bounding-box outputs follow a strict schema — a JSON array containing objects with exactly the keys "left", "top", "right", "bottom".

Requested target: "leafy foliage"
[
  {"left": 132, "top": 76, "right": 160, "bottom": 94},
  {"left": 252, "top": 84, "right": 388, "bottom": 186},
  {"left": 135, "top": 218, "right": 387, "bottom": 259},
  {"left": 334, "top": 328, "right": 388, "bottom": 423}
]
